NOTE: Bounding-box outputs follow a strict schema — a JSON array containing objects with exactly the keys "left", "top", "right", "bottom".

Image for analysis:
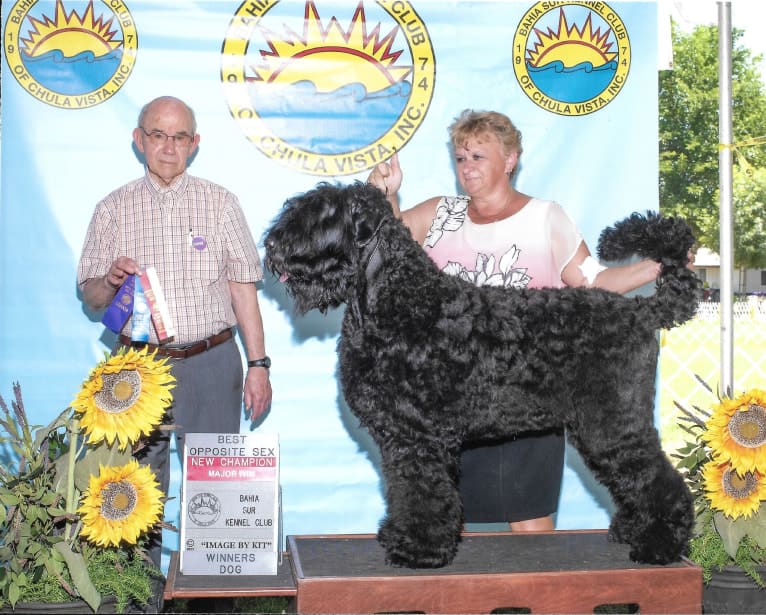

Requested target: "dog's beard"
[
  {"left": 283, "top": 277, "right": 345, "bottom": 315},
  {"left": 266, "top": 253, "right": 350, "bottom": 315}
]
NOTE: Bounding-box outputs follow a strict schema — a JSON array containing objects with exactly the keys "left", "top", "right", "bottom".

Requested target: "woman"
[{"left": 367, "top": 109, "right": 660, "bottom": 531}]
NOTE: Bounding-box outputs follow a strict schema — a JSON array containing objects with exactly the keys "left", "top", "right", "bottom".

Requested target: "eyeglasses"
[{"left": 139, "top": 126, "right": 194, "bottom": 147}]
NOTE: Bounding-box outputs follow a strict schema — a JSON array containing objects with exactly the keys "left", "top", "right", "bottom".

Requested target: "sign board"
[{"left": 180, "top": 433, "right": 280, "bottom": 575}]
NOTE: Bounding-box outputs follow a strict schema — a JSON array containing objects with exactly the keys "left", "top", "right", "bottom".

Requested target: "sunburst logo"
[
  {"left": 513, "top": 1, "right": 629, "bottom": 116},
  {"left": 3, "top": 0, "right": 137, "bottom": 109},
  {"left": 221, "top": 1, "right": 435, "bottom": 176}
]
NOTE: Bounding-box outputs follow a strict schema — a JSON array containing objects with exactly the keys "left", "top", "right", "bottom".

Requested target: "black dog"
[{"left": 263, "top": 181, "right": 701, "bottom": 569}]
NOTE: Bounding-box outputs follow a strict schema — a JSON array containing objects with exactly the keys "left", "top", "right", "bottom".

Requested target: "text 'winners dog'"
[{"left": 264, "top": 181, "right": 702, "bottom": 569}]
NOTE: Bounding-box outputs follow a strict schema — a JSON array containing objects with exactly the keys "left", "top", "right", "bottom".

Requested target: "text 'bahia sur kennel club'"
[{"left": 263, "top": 181, "right": 702, "bottom": 569}]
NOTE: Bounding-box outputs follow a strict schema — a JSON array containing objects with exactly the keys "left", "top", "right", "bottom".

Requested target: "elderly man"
[{"left": 77, "top": 95, "right": 272, "bottom": 568}]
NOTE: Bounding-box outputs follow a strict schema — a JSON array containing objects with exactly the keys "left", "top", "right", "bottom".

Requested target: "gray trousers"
[{"left": 128, "top": 337, "right": 244, "bottom": 566}]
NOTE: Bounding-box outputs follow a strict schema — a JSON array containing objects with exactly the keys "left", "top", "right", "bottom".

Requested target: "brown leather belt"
[{"left": 119, "top": 327, "right": 234, "bottom": 359}]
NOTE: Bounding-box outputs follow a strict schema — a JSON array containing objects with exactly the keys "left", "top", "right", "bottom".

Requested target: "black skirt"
[{"left": 459, "top": 430, "right": 565, "bottom": 523}]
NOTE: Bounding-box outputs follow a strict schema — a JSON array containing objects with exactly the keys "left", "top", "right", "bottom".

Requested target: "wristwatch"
[{"left": 248, "top": 356, "right": 271, "bottom": 369}]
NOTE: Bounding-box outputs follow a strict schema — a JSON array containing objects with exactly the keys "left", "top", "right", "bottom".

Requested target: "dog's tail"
[{"left": 597, "top": 211, "right": 702, "bottom": 329}]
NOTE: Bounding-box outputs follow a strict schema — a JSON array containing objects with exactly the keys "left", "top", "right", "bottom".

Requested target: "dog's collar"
[
  {"left": 349, "top": 217, "right": 386, "bottom": 326},
  {"left": 359, "top": 218, "right": 386, "bottom": 282}
]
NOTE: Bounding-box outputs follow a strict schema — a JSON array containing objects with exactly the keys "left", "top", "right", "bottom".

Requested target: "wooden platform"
[
  {"left": 288, "top": 530, "right": 702, "bottom": 614},
  {"left": 164, "top": 530, "right": 703, "bottom": 613}
]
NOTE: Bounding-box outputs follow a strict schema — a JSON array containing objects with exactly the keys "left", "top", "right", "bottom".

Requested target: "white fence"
[
  {"left": 695, "top": 299, "right": 766, "bottom": 321},
  {"left": 659, "top": 305, "right": 766, "bottom": 456}
]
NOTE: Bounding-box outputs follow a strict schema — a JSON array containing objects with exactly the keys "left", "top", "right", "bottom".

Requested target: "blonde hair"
[{"left": 449, "top": 109, "right": 523, "bottom": 176}]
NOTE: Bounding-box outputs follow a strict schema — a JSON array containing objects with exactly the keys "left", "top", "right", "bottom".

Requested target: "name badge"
[{"left": 189, "top": 230, "right": 207, "bottom": 251}]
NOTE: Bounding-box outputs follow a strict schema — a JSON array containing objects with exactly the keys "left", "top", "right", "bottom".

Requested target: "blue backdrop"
[{"left": 1, "top": 0, "right": 659, "bottom": 572}]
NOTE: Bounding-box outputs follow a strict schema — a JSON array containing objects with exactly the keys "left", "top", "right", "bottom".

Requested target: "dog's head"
[{"left": 263, "top": 181, "right": 391, "bottom": 314}]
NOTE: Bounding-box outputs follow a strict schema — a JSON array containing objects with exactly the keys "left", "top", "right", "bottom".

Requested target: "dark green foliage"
[
  {"left": 689, "top": 520, "right": 766, "bottom": 587},
  {"left": 660, "top": 23, "right": 766, "bottom": 271}
]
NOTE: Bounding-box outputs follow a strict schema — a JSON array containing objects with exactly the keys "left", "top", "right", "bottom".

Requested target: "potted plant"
[
  {"left": 673, "top": 377, "right": 766, "bottom": 613},
  {"left": 0, "top": 348, "right": 175, "bottom": 613}
]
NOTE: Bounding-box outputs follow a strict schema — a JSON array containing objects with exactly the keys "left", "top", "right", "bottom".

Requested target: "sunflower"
[
  {"left": 78, "top": 460, "right": 164, "bottom": 547},
  {"left": 71, "top": 347, "right": 175, "bottom": 449},
  {"left": 702, "top": 459, "right": 766, "bottom": 519},
  {"left": 704, "top": 389, "right": 766, "bottom": 474}
]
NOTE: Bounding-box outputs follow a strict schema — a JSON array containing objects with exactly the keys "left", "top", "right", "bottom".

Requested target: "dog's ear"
[{"left": 349, "top": 182, "right": 387, "bottom": 248}]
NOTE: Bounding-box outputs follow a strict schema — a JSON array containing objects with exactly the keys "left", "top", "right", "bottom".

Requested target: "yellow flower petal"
[
  {"left": 702, "top": 460, "right": 766, "bottom": 519},
  {"left": 703, "top": 389, "right": 766, "bottom": 474},
  {"left": 78, "top": 460, "right": 164, "bottom": 547},
  {"left": 71, "top": 347, "right": 175, "bottom": 450}
]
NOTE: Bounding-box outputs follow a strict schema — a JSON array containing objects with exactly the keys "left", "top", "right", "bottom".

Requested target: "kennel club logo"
[
  {"left": 513, "top": 1, "right": 630, "bottom": 116},
  {"left": 221, "top": 1, "right": 435, "bottom": 176},
  {"left": 188, "top": 492, "right": 222, "bottom": 527},
  {"left": 3, "top": 0, "right": 137, "bottom": 109}
]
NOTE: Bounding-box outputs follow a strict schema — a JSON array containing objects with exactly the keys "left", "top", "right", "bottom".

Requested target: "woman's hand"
[{"left": 367, "top": 152, "right": 402, "bottom": 197}]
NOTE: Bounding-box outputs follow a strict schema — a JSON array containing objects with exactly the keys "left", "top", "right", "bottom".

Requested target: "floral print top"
[{"left": 423, "top": 196, "right": 583, "bottom": 289}]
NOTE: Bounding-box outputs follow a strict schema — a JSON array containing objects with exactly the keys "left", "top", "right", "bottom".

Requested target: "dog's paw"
[
  {"left": 628, "top": 540, "right": 685, "bottom": 565},
  {"left": 378, "top": 520, "right": 458, "bottom": 569},
  {"left": 384, "top": 549, "right": 454, "bottom": 569},
  {"left": 610, "top": 517, "right": 689, "bottom": 565}
]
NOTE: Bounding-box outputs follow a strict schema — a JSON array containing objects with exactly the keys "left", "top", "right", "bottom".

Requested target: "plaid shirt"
[{"left": 78, "top": 170, "right": 263, "bottom": 344}]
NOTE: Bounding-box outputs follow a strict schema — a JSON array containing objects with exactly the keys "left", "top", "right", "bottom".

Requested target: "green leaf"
[
  {"left": 745, "top": 503, "right": 766, "bottom": 549},
  {"left": 676, "top": 455, "right": 698, "bottom": 471},
  {"left": 47, "top": 505, "right": 68, "bottom": 517},
  {"left": 74, "top": 441, "right": 132, "bottom": 492},
  {"left": 52, "top": 448, "right": 75, "bottom": 496},
  {"left": 25, "top": 505, "right": 41, "bottom": 524},
  {"left": 39, "top": 491, "right": 59, "bottom": 506},
  {"left": 53, "top": 542, "right": 101, "bottom": 612},
  {"left": 0, "top": 493, "right": 20, "bottom": 506},
  {"left": 714, "top": 512, "right": 749, "bottom": 558},
  {"left": 32, "top": 408, "right": 70, "bottom": 452},
  {"left": 8, "top": 581, "right": 19, "bottom": 607}
]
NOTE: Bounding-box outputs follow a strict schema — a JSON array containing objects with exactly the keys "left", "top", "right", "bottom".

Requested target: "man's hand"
[
  {"left": 105, "top": 256, "right": 139, "bottom": 289},
  {"left": 244, "top": 366, "right": 272, "bottom": 421},
  {"left": 83, "top": 256, "right": 139, "bottom": 310}
]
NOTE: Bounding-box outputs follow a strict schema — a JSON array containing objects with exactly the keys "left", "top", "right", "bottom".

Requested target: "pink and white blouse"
[{"left": 423, "top": 196, "right": 583, "bottom": 289}]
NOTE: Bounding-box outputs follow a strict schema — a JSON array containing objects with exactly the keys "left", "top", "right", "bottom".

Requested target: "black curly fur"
[{"left": 264, "top": 181, "right": 703, "bottom": 569}]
